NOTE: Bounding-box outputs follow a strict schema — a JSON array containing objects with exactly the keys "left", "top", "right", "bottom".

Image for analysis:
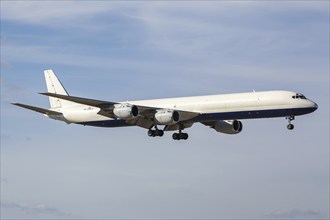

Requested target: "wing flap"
[
  {"left": 164, "top": 122, "right": 194, "bottom": 131},
  {"left": 126, "top": 117, "right": 154, "bottom": 129}
]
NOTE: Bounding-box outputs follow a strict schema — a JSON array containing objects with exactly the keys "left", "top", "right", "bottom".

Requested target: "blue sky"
[{"left": 1, "top": 1, "right": 329, "bottom": 219}]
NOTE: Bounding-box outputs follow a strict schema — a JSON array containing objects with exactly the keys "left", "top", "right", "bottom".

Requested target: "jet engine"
[
  {"left": 155, "top": 109, "right": 180, "bottom": 125},
  {"left": 212, "top": 120, "right": 243, "bottom": 134},
  {"left": 113, "top": 104, "right": 138, "bottom": 119}
]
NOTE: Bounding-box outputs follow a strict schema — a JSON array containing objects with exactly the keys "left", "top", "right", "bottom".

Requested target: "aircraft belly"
[
  {"left": 76, "top": 119, "right": 131, "bottom": 127},
  {"left": 199, "top": 107, "right": 317, "bottom": 122},
  {"left": 63, "top": 109, "right": 109, "bottom": 123}
]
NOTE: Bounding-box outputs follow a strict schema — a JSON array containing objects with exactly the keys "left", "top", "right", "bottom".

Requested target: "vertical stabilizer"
[{"left": 44, "top": 69, "right": 72, "bottom": 109}]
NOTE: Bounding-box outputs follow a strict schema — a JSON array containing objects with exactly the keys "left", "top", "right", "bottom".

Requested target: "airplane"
[{"left": 12, "top": 70, "right": 318, "bottom": 140}]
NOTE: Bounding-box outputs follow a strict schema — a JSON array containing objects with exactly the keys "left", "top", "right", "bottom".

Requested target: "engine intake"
[
  {"left": 155, "top": 109, "right": 180, "bottom": 125},
  {"left": 212, "top": 120, "right": 243, "bottom": 134},
  {"left": 113, "top": 104, "right": 138, "bottom": 119}
]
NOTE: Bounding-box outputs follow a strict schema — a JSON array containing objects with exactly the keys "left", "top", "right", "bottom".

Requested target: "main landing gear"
[
  {"left": 147, "top": 124, "right": 189, "bottom": 140},
  {"left": 172, "top": 132, "right": 189, "bottom": 140},
  {"left": 286, "top": 115, "right": 295, "bottom": 130},
  {"left": 148, "top": 128, "right": 164, "bottom": 137},
  {"left": 172, "top": 125, "right": 189, "bottom": 140}
]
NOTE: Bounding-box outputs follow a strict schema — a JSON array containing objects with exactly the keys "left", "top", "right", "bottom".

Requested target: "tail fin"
[{"left": 44, "top": 69, "right": 73, "bottom": 109}]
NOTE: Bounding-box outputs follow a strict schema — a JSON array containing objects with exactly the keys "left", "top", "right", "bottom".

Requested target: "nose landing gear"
[
  {"left": 286, "top": 115, "right": 295, "bottom": 130},
  {"left": 287, "top": 123, "right": 294, "bottom": 130}
]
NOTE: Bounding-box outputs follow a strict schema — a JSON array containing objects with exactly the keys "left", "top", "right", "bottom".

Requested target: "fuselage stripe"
[{"left": 77, "top": 107, "right": 317, "bottom": 127}]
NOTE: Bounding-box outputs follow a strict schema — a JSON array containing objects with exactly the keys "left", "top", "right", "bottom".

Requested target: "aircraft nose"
[{"left": 310, "top": 101, "right": 318, "bottom": 111}]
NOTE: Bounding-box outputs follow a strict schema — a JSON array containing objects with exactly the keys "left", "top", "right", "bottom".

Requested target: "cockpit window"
[{"left": 292, "top": 93, "right": 307, "bottom": 99}]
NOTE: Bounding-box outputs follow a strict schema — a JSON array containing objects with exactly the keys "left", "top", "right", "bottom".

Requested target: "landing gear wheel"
[
  {"left": 155, "top": 130, "right": 164, "bottom": 137},
  {"left": 179, "top": 133, "right": 189, "bottom": 140},
  {"left": 182, "top": 133, "right": 188, "bottom": 140},
  {"left": 287, "top": 124, "right": 294, "bottom": 130},
  {"left": 148, "top": 130, "right": 155, "bottom": 137},
  {"left": 148, "top": 129, "right": 164, "bottom": 137},
  {"left": 172, "top": 132, "right": 189, "bottom": 140},
  {"left": 172, "top": 133, "right": 179, "bottom": 140}
]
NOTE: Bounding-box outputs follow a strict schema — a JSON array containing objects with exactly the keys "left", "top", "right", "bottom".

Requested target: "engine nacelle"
[
  {"left": 155, "top": 109, "right": 180, "bottom": 125},
  {"left": 212, "top": 120, "right": 243, "bottom": 134},
  {"left": 113, "top": 104, "right": 138, "bottom": 119}
]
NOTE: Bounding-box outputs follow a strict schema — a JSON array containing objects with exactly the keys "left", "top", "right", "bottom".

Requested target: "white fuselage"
[{"left": 58, "top": 90, "right": 317, "bottom": 126}]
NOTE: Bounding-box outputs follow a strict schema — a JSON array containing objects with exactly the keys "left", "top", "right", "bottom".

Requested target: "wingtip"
[
  {"left": 39, "top": 92, "right": 50, "bottom": 95},
  {"left": 11, "top": 103, "right": 25, "bottom": 108}
]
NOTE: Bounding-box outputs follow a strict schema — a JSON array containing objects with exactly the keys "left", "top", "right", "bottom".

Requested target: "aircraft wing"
[
  {"left": 40, "top": 92, "right": 119, "bottom": 118},
  {"left": 12, "top": 103, "right": 62, "bottom": 116},
  {"left": 40, "top": 93, "right": 200, "bottom": 129},
  {"left": 39, "top": 92, "right": 118, "bottom": 108}
]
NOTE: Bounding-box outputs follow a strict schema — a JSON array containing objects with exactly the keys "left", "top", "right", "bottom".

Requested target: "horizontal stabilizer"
[{"left": 12, "top": 103, "right": 62, "bottom": 116}]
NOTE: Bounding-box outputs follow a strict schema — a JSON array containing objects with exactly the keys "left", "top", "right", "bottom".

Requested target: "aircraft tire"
[
  {"left": 148, "top": 130, "right": 155, "bottom": 137},
  {"left": 172, "top": 133, "right": 188, "bottom": 140},
  {"left": 287, "top": 124, "right": 294, "bottom": 130},
  {"left": 158, "top": 130, "right": 164, "bottom": 137}
]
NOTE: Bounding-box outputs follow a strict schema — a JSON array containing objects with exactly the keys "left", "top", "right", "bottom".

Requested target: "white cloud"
[
  {"left": 1, "top": 1, "right": 111, "bottom": 25},
  {"left": 1, "top": 201, "right": 70, "bottom": 217},
  {"left": 266, "top": 208, "right": 324, "bottom": 219},
  {"left": 2, "top": 41, "right": 327, "bottom": 87},
  {"left": 124, "top": 2, "right": 328, "bottom": 56}
]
